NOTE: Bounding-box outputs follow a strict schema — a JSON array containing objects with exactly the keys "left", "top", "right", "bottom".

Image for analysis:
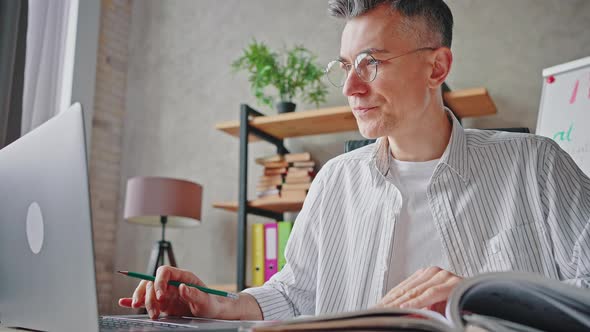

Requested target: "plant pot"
[{"left": 276, "top": 101, "right": 296, "bottom": 114}]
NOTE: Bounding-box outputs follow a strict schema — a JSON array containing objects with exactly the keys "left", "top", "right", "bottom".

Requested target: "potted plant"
[{"left": 231, "top": 40, "right": 328, "bottom": 114}]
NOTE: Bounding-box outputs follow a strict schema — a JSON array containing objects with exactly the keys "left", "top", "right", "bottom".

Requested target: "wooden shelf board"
[
  {"left": 215, "top": 106, "right": 357, "bottom": 142},
  {"left": 216, "top": 88, "right": 496, "bottom": 140},
  {"left": 443, "top": 87, "right": 497, "bottom": 118},
  {"left": 213, "top": 199, "right": 304, "bottom": 214},
  {"left": 208, "top": 283, "right": 238, "bottom": 293},
  {"left": 213, "top": 201, "right": 240, "bottom": 212}
]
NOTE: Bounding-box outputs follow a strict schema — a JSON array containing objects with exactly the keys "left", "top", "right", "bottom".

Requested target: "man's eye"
[{"left": 368, "top": 59, "right": 379, "bottom": 65}]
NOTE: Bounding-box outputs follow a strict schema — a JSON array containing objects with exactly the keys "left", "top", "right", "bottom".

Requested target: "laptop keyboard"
[{"left": 99, "top": 316, "right": 194, "bottom": 331}]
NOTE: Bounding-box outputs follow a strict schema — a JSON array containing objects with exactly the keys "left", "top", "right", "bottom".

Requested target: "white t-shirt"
[{"left": 385, "top": 155, "right": 451, "bottom": 292}]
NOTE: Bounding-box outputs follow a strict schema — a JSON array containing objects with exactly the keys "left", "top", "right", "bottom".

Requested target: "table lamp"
[{"left": 124, "top": 176, "right": 203, "bottom": 276}]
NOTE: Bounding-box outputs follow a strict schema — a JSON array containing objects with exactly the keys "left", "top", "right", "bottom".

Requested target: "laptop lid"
[
  {"left": 0, "top": 103, "right": 100, "bottom": 332},
  {"left": 0, "top": 104, "right": 256, "bottom": 332}
]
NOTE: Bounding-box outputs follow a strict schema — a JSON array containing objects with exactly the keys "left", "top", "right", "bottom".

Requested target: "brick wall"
[{"left": 89, "top": 0, "right": 132, "bottom": 315}]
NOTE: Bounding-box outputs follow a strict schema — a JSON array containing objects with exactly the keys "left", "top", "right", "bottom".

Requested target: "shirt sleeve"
[
  {"left": 538, "top": 139, "right": 590, "bottom": 288},
  {"left": 242, "top": 168, "right": 324, "bottom": 320}
]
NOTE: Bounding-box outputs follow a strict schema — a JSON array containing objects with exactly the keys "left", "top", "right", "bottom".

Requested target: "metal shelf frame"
[{"left": 237, "top": 104, "right": 290, "bottom": 291}]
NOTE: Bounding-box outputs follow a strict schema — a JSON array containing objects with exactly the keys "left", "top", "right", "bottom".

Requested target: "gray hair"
[{"left": 327, "top": 0, "right": 453, "bottom": 48}]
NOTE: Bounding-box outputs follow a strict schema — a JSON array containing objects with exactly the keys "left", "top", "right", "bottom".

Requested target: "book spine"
[
  {"left": 264, "top": 223, "right": 278, "bottom": 281},
  {"left": 252, "top": 223, "right": 265, "bottom": 286},
  {"left": 277, "top": 221, "right": 294, "bottom": 271}
]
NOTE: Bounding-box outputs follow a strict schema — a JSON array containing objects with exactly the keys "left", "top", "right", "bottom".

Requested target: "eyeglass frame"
[{"left": 324, "top": 47, "right": 438, "bottom": 88}]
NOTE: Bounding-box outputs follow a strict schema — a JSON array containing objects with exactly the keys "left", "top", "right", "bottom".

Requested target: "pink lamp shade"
[{"left": 123, "top": 176, "right": 202, "bottom": 227}]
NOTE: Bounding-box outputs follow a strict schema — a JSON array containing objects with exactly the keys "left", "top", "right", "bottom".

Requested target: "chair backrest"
[
  {"left": 344, "top": 127, "right": 530, "bottom": 153},
  {"left": 344, "top": 139, "right": 377, "bottom": 153}
]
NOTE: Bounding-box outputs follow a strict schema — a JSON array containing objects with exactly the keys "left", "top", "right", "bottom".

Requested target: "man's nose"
[{"left": 342, "top": 68, "right": 368, "bottom": 97}]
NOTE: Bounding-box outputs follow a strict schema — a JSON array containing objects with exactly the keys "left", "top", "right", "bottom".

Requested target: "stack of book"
[
  {"left": 251, "top": 221, "right": 294, "bottom": 286},
  {"left": 256, "top": 152, "right": 315, "bottom": 202}
]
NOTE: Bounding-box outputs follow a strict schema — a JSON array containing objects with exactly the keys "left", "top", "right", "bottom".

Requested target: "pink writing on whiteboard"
[{"left": 569, "top": 79, "right": 579, "bottom": 104}]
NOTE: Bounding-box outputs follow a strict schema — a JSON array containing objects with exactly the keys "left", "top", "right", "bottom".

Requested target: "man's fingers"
[
  {"left": 389, "top": 268, "right": 453, "bottom": 307},
  {"left": 382, "top": 267, "right": 442, "bottom": 305},
  {"left": 401, "top": 277, "right": 461, "bottom": 310},
  {"left": 145, "top": 281, "right": 160, "bottom": 320},
  {"left": 385, "top": 269, "right": 423, "bottom": 298},
  {"left": 371, "top": 301, "right": 384, "bottom": 309},
  {"left": 179, "top": 283, "right": 201, "bottom": 304},
  {"left": 132, "top": 280, "right": 148, "bottom": 308},
  {"left": 154, "top": 267, "right": 170, "bottom": 301},
  {"left": 179, "top": 284, "right": 204, "bottom": 316},
  {"left": 118, "top": 298, "right": 133, "bottom": 308},
  {"left": 154, "top": 266, "right": 205, "bottom": 301},
  {"left": 382, "top": 283, "right": 421, "bottom": 307},
  {"left": 378, "top": 267, "right": 462, "bottom": 312}
]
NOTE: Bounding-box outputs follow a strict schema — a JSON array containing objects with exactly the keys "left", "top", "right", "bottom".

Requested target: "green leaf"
[{"left": 231, "top": 40, "right": 327, "bottom": 108}]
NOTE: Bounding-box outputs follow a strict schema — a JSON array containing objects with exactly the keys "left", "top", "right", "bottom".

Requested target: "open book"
[{"left": 250, "top": 272, "right": 590, "bottom": 332}]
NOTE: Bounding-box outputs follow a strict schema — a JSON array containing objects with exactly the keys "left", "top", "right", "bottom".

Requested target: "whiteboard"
[{"left": 536, "top": 56, "right": 590, "bottom": 175}]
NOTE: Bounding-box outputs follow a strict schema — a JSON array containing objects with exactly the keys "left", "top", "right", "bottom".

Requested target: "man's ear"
[{"left": 427, "top": 47, "right": 452, "bottom": 89}]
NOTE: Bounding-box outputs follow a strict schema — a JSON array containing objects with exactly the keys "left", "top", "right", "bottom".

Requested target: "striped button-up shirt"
[{"left": 243, "top": 111, "right": 590, "bottom": 320}]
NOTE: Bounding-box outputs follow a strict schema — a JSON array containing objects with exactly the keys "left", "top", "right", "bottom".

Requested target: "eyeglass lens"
[{"left": 325, "top": 53, "right": 378, "bottom": 87}]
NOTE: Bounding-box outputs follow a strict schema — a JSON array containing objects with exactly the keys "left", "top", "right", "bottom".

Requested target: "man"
[{"left": 119, "top": 0, "right": 590, "bottom": 320}]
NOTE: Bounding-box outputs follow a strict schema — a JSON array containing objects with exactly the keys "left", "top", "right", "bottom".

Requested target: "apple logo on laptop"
[{"left": 26, "top": 202, "right": 44, "bottom": 254}]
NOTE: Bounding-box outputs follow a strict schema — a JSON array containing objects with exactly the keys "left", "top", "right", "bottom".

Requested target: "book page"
[
  {"left": 250, "top": 308, "right": 454, "bottom": 332},
  {"left": 446, "top": 272, "right": 590, "bottom": 331}
]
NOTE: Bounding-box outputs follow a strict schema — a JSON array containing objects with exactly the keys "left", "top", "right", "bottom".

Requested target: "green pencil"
[{"left": 117, "top": 271, "right": 239, "bottom": 300}]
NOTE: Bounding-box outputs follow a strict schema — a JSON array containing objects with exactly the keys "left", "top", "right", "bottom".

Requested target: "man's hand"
[
  {"left": 118, "top": 265, "right": 262, "bottom": 320},
  {"left": 375, "top": 266, "right": 462, "bottom": 313}
]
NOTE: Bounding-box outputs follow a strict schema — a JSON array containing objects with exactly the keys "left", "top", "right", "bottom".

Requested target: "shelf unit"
[{"left": 214, "top": 87, "right": 496, "bottom": 290}]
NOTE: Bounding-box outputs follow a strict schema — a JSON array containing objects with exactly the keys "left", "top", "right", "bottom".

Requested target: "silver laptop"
[{"left": 0, "top": 104, "right": 255, "bottom": 332}]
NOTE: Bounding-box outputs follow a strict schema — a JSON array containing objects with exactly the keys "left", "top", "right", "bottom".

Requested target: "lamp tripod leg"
[
  {"left": 147, "top": 241, "right": 165, "bottom": 276},
  {"left": 147, "top": 241, "right": 178, "bottom": 276},
  {"left": 165, "top": 241, "right": 177, "bottom": 267}
]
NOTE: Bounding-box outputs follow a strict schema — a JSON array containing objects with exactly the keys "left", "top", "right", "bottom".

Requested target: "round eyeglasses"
[{"left": 324, "top": 47, "right": 436, "bottom": 88}]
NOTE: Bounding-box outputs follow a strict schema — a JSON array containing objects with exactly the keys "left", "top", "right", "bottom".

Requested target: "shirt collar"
[{"left": 371, "top": 108, "right": 470, "bottom": 183}]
